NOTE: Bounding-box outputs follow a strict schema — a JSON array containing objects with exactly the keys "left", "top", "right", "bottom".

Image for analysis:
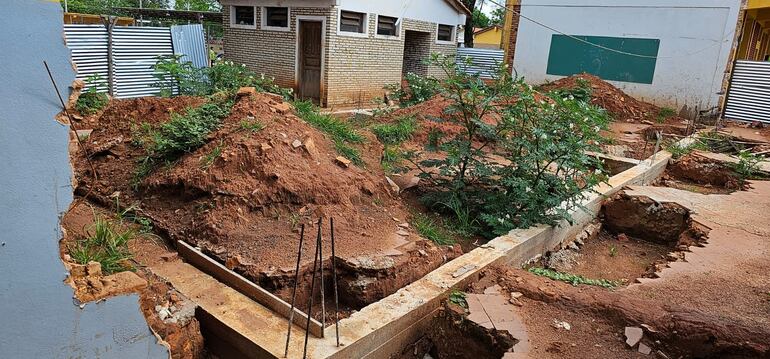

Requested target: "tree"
[
  {"left": 490, "top": 6, "right": 506, "bottom": 26},
  {"left": 173, "top": 0, "right": 221, "bottom": 12},
  {"left": 461, "top": 0, "right": 477, "bottom": 47},
  {"left": 472, "top": 9, "right": 491, "bottom": 28},
  {"left": 62, "top": 0, "right": 172, "bottom": 14}
]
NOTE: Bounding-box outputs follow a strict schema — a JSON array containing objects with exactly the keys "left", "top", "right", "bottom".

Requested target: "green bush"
[
  {"left": 414, "top": 54, "right": 609, "bottom": 238},
  {"left": 386, "top": 72, "right": 441, "bottom": 107},
  {"left": 548, "top": 77, "right": 593, "bottom": 103},
  {"left": 152, "top": 55, "right": 293, "bottom": 99},
  {"left": 75, "top": 74, "right": 109, "bottom": 115}
]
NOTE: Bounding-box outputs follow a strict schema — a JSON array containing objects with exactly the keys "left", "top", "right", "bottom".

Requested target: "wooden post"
[{"left": 101, "top": 16, "right": 118, "bottom": 97}]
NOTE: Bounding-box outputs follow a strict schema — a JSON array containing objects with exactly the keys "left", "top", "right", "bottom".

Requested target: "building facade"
[{"left": 221, "top": 0, "right": 469, "bottom": 108}]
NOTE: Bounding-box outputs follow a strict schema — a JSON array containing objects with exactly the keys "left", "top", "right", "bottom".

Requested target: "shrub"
[
  {"left": 656, "top": 107, "right": 677, "bottom": 123},
  {"left": 152, "top": 55, "right": 293, "bottom": 99},
  {"left": 76, "top": 74, "right": 109, "bottom": 115},
  {"left": 414, "top": 54, "right": 609, "bottom": 238},
  {"left": 733, "top": 151, "right": 762, "bottom": 186},
  {"left": 412, "top": 212, "right": 455, "bottom": 245},
  {"left": 548, "top": 77, "right": 592, "bottom": 103},
  {"left": 386, "top": 72, "right": 441, "bottom": 107}
]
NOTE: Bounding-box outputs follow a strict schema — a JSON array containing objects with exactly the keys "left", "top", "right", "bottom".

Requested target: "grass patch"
[
  {"left": 200, "top": 140, "right": 223, "bottom": 169},
  {"left": 656, "top": 107, "right": 676, "bottom": 123},
  {"left": 666, "top": 140, "right": 707, "bottom": 159},
  {"left": 371, "top": 115, "right": 418, "bottom": 145},
  {"left": 528, "top": 267, "right": 618, "bottom": 289},
  {"left": 294, "top": 100, "right": 365, "bottom": 165},
  {"left": 68, "top": 215, "right": 134, "bottom": 275},
  {"left": 240, "top": 119, "right": 265, "bottom": 132},
  {"left": 412, "top": 212, "right": 456, "bottom": 245}
]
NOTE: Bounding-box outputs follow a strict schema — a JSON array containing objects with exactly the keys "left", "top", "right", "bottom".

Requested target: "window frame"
[
  {"left": 230, "top": 5, "right": 257, "bottom": 30},
  {"left": 261, "top": 6, "right": 291, "bottom": 32},
  {"left": 436, "top": 23, "right": 456, "bottom": 44},
  {"left": 337, "top": 9, "right": 369, "bottom": 38},
  {"left": 374, "top": 14, "right": 400, "bottom": 39}
]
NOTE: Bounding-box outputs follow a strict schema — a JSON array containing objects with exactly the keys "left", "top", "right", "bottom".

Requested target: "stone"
[
  {"left": 291, "top": 139, "right": 302, "bottom": 148},
  {"left": 385, "top": 176, "right": 400, "bottom": 194},
  {"left": 86, "top": 261, "right": 102, "bottom": 276},
  {"left": 260, "top": 143, "right": 273, "bottom": 152},
  {"left": 158, "top": 307, "right": 171, "bottom": 321},
  {"left": 538, "top": 286, "right": 557, "bottom": 298},
  {"left": 335, "top": 156, "right": 352, "bottom": 168},
  {"left": 396, "top": 229, "right": 409, "bottom": 237},
  {"left": 398, "top": 222, "right": 410, "bottom": 229},
  {"left": 160, "top": 253, "right": 178, "bottom": 262},
  {"left": 483, "top": 285, "right": 502, "bottom": 295},
  {"left": 273, "top": 101, "right": 292, "bottom": 114},
  {"left": 236, "top": 87, "right": 256, "bottom": 97},
  {"left": 638, "top": 343, "right": 652, "bottom": 355},
  {"left": 69, "top": 264, "right": 87, "bottom": 277},
  {"left": 302, "top": 137, "right": 319, "bottom": 159},
  {"left": 618, "top": 233, "right": 630, "bottom": 242},
  {"left": 552, "top": 320, "right": 571, "bottom": 331},
  {"left": 511, "top": 292, "right": 524, "bottom": 299},
  {"left": 625, "top": 326, "right": 644, "bottom": 347}
]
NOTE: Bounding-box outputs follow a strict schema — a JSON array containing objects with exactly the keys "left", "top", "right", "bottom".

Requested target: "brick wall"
[
  {"left": 223, "top": 6, "right": 332, "bottom": 92},
  {"left": 223, "top": 5, "right": 458, "bottom": 108},
  {"left": 325, "top": 16, "right": 457, "bottom": 108}
]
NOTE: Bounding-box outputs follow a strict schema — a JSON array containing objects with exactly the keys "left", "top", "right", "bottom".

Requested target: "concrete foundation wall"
[
  {"left": 513, "top": 0, "right": 741, "bottom": 117},
  {"left": 0, "top": 3, "right": 167, "bottom": 358}
]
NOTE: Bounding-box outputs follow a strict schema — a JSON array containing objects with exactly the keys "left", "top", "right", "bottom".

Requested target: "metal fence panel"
[
  {"left": 112, "top": 26, "right": 173, "bottom": 98},
  {"left": 171, "top": 24, "right": 208, "bottom": 69},
  {"left": 63, "top": 25, "right": 109, "bottom": 92},
  {"left": 724, "top": 60, "right": 770, "bottom": 123},
  {"left": 456, "top": 48, "right": 505, "bottom": 79}
]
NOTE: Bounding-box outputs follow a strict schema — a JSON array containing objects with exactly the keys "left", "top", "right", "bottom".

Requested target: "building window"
[
  {"left": 340, "top": 10, "right": 366, "bottom": 34},
  {"left": 376, "top": 15, "right": 398, "bottom": 37},
  {"left": 231, "top": 6, "right": 255, "bottom": 28},
  {"left": 263, "top": 7, "right": 289, "bottom": 29},
  {"left": 437, "top": 24, "right": 454, "bottom": 42}
]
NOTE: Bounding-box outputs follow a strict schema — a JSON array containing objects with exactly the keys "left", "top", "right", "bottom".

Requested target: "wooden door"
[{"left": 299, "top": 21, "right": 322, "bottom": 104}]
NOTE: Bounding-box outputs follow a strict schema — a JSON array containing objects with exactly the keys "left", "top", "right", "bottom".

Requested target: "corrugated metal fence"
[
  {"left": 456, "top": 47, "right": 505, "bottom": 79},
  {"left": 64, "top": 24, "right": 207, "bottom": 98},
  {"left": 724, "top": 60, "right": 770, "bottom": 123}
]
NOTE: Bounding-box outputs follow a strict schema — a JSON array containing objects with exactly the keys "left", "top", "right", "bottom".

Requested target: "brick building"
[{"left": 220, "top": 0, "right": 469, "bottom": 108}]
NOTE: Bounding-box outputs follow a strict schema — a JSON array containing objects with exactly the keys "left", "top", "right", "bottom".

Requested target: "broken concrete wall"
[{"left": 0, "top": 2, "right": 167, "bottom": 358}]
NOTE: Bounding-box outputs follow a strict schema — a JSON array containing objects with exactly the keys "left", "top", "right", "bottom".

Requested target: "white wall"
[
  {"left": 338, "top": 0, "right": 466, "bottom": 26},
  {"left": 513, "top": 0, "right": 741, "bottom": 115},
  {"left": 222, "top": 0, "right": 467, "bottom": 25}
]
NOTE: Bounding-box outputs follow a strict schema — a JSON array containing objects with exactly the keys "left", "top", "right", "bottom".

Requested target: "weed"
[
  {"left": 200, "top": 141, "right": 223, "bottom": 169},
  {"left": 666, "top": 140, "right": 707, "bottom": 159},
  {"left": 372, "top": 197, "right": 384, "bottom": 207},
  {"left": 288, "top": 212, "right": 302, "bottom": 229},
  {"left": 412, "top": 212, "right": 455, "bottom": 245},
  {"left": 609, "top": 245, "right": 618, "bottom": 257},
  {"left": 76, "top": 74, "right": 109, "bottom": 115},
  {"left": 240, "top": 119, "right": 265, "bottom": 132},
  {"left": 448, "top": 290, "right": 467, "bottom": 308},
  {"left": 334, "top": 140, "right": 363, "bottom": 166},
  {"left": 371, "top": 115, "right": 418, "bottom": 145},
  {"left": 528, "top": 267, "right": 618, "bottom": 289},
  {"left": 656, "top": 107, "right": 676, "bottom": 123},
  {"left": 381, "top": 146, "right": 406, "bottom": 174},
  {"left": 133, "top": 96, "right": 234, "bottom": 185},
  {"left": 425, "top": 128, "right": 445, "bottom": 152},
  {"left": 68, "top": 215, "right": 134, "bottom": 275},
  {"left": 732, "top": 151, "right": 762, "bottom": 186}
]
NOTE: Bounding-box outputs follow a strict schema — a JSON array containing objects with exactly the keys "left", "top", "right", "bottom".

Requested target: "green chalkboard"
[{"left": 546, "top": 35, "right": 660, "bottom": 84}]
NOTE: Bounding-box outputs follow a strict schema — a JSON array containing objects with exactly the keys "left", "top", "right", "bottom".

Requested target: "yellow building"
[
  {"left": 738, "top": 0, "right": 770, "bottom": 61},
  {"left": 473, "top": 25, "right": 503, "bottom": 49}
]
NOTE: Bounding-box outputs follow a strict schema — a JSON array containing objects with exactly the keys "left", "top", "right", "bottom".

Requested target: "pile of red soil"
[
  {"left": 665, "top": 153, "right": 743, "bottom": 191},
  {"left": 74, "top": 93, "right": 413, "bottom": 279},
  {"left": 538, "top": 74, "right": 667, "bottom": 122}
]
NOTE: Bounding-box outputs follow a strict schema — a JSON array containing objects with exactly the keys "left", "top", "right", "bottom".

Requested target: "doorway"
[
  {"left": 403, "top": 30, "right": 432, "bottom": 77},
  {"left": 298, "top": 20, "right": 323, "bottom": 104}
]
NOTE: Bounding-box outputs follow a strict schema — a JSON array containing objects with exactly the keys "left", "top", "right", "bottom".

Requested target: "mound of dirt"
[
  {"left": 538, "top": 74, "right": 666, "bottom": 122},
  {"left": 73, "top": 92, "right": 420, "bottom": 280},
  {"left": 665, "top": 153, "right": 742, "bottom": 190}
]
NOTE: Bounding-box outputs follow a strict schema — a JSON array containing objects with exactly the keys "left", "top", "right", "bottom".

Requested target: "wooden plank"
[{"left": 176, "top": 240, "right": 325, "bottom": 338}]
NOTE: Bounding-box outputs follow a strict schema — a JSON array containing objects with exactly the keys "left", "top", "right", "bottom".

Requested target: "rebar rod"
[
  {"left": 330, "top": 217, "right": 340, "bottom": 346},
  {"left": 302, "top": 223, "right": 322, "bottom": 359},
  {"left": 284, "top": 225, "right": 305, "bottom": 358},
  {"left": 318, "top": 217, "right": 326, "bottom": 329}
]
